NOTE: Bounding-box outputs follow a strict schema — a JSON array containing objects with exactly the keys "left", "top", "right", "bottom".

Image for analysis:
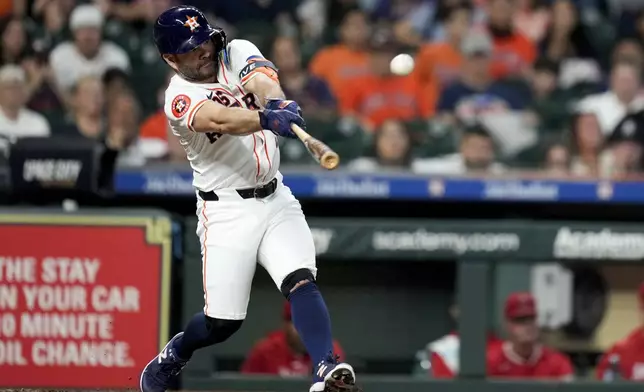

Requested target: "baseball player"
[{"left": 139, "top": 5, "right": 356, "bottom": 392}]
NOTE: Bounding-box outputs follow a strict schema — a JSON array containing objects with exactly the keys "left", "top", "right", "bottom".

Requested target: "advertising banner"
[{"left": 0, "top": 213, "right": 171, "bottom": 388}]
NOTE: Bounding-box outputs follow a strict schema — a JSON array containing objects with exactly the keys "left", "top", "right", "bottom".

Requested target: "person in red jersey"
[
  {"left": 487, "top": 292, "right": 574, "bottom": 380},
  {"left": 427, "top": 303, "right": 503, "bottom": 378},
  {"left": 596, "top": 282, "right": 644, "bottom": 381},
  {"left": 241, "top": 302, "right": 345, "bottom": 377}
]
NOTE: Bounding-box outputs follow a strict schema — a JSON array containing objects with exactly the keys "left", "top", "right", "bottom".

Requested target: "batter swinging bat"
[{"left": 290, "top": 123, "right": 340, "bottom": 170}]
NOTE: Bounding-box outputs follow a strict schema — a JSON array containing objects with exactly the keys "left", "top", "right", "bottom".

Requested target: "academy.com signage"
[
  {"left": 553, "top": 227, "right": 644, "bottom": 260},
  {"left": 372, "top": 229, "right": 521, "bottom": 254}
]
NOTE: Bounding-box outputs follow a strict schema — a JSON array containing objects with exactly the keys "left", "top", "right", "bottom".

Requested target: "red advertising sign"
[{"left": 0, "top": 214, "right": 171, "bottom": 388}]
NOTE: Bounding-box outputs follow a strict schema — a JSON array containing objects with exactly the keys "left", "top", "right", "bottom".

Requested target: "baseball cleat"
[
  {"left": 140, "top": 332, "right": 188, "bottom": 392},
  {"left": 310, "top": 355, "right": 357, "bottom": 392}
]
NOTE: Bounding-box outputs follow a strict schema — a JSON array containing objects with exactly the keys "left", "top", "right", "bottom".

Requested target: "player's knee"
[
  {"left": 280, "top": 268, "right": 316, "bottom": 298},
  {"left": 204, "top": 316, "right": 243, "bottom": 344}
]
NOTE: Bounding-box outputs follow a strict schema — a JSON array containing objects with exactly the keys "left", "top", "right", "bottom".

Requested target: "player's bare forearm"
[
  {"left": 244, "top": 72, "right": 285, "bottom": 106},
  {"left": 192, "top": 101, "right": 261, "bottom": 135}
]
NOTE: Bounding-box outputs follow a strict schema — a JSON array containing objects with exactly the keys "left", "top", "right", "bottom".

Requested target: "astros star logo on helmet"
[{"left": 184, "top": 16, "right": 200, "bottom": 32}]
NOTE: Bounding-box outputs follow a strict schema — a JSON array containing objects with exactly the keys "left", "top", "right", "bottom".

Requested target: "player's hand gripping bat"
[{"left": 290, "top": 123, "right": 340, "bottom": 170}]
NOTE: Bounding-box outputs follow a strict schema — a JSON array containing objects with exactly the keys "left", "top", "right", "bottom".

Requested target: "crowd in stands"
[{"left": 1, "top": 0, "right": 644, "bottom": 178}]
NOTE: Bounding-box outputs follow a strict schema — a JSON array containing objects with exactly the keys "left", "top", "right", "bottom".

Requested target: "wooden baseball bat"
[{"left": 290, "top": 123, "right": 340, "bottom": 170}]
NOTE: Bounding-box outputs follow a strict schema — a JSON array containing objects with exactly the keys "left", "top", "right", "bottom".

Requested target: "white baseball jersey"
[{"left": 164, "top": 39, "right": 280, "bottom": 191}]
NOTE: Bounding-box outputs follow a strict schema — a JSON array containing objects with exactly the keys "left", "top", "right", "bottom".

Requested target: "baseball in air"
[{"left": 390, "top": 53, "right": 415, "bottom": 76}]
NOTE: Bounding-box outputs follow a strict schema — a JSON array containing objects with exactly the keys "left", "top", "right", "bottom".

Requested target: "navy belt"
[{"left": 198, "top": 178, "right": 277, "bottom": 201}]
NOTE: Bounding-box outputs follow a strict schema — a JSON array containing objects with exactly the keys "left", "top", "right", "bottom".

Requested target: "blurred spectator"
[
  {"left": 139, "top": 71, "right": 186, "bottom": 162},
  {"left": 241, "top": 302, "right": 344, "bottom": 376},
  {"left": 602, "top": 110, "right": 644, "bottom": 178},
  {"left": 198, "top": 0, "right": 298, "bottom": 26},
  {"left": 569, "top": 112, "right": 605, "bottom": 177},
  {"left": 416, "top": 302, "right": 503, "bottom": 378},
  {"left": 577, "top": 60, "right": 644, "bottom": 136},
  {"left": 342, "top": 32, "right": 421, "bottom": 130},
  {"left": 611, "top": 37, "right": 644, "bottom": 67},
  {"left": 485, "top": 0, "right": 536, "bottom": 79},
  {"left": 543, "top": 143, "right": 571, "bottom": 177},
  {"left": 596, "top": 282, "right": 644, "bottom": 381},
  {"left": 486, "top": 292, "right": 574, "bottom": 380},
  {"left": 348, "top": 120, "right": 414, "bottom": 172},
  {"left": 31, "top": 0, "right": 75, "bottom": 55},
  {"left": 106, "top": 89, "right": 144, "bottom": 166},
  {"left": 528, "top": 57, "right": 570, "bottom": 134},
  {"left": 102, "top": 67, "right": 131, "bottom": 105},
  {"left": 372, "top": 0, "right": 439, "bottom": 48},
  {"left": 93, "top": 0, "right": 176, "bottom": 24},
  {"left": 0, "top": 64, "right": 50, "bottom": 155},
  {"left": 0, "top": 16, "right": 61, "bottom": 112},
  {"left": 59, "top": 75, "right": 142, "bottom": 166},
  {"left": 58, "top": 76, "right": 104, "bottom": 138},
  {"left": 272, "top": 36, "right": 335, "bottom": 119},
  {"left": 513, "top": 0, "right": 550, "bottom": 43},
  {"left": 542, "top": 0, "right": 595, "bottom": 61},
  {"left": 413, "top": 124, "right": 506, "bottom": 175},
  {"left": 0, "top": 17, "right": 33, "bottom": 65},
  {"left": 49, "top": 4, "right": 130, "bottom": 95},
  {"left": 415, "top": 2, "right": 471, "bottom": 118},
  {"left": 436, "top": 32, "right": 528, "bottom": 126},
  {"left": 309, "top": 8, "right": 371, "bottom": 111}
]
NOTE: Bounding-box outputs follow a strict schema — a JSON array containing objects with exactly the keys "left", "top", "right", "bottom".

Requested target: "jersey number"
[
  {"left": 205, "top": 91, "right": 260, "bottom": 144},
  {"left": 209, "top": 90, "right": 260, "bottom": 110}
]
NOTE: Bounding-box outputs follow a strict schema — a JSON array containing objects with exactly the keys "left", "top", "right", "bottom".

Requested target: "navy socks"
[
  {"left": 173, "top": 312, "right": 212, "bottom": 360},
  {"left": 288, "top": 282, "right": 334, "bottom": 380}
]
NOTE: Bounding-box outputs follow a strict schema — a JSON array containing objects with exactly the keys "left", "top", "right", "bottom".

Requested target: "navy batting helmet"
[{"left": 153, "top": 5, "right": 226, "bottom": 55}]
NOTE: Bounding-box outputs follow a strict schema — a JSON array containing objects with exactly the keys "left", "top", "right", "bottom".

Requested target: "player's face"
[
  {"left": 166, "top": 39, "right": 217, "bottom": 82},
  {"left": 508, "top": 316, "right": 539, "bottom": 344}
]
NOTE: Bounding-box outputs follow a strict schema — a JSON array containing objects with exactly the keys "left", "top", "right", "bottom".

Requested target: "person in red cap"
[
  {"left": 596, "top": 282, "right": 644, "bottom": 381},
  {"left": 424, "top": 302, "right": 503, "bottom": 378},
  {"left": 486, "top": 292, "right": 574, "bottom": 380},
  {"left": 241, "top": 302, "right": 345, "bottom": 376}
]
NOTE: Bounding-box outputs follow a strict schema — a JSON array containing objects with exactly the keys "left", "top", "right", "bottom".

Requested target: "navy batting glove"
[
  {"left": 265, "top": 98, "right": 303, "bottom": 117},
  {"left": 259, "top": 109, "right": 305, "bottom": 138}
]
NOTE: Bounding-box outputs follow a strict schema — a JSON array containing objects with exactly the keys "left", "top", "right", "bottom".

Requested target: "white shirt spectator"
[
  {"left": 50, "top": 41, "right": 130, "bottom": 91},
  {"left": 49, "top": 4, "right": 130, "bottom": 92},
  {"left": 0, "top": 109, "right": 50, "bottom": 139},
  {"left": 577, "top": 91, "right": 644, "bottom": 136},
  {"left": 0, "top": 65, "right": 50, "bottom": 156}
]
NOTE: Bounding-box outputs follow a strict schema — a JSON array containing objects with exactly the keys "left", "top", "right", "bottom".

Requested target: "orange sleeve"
[
  {"left": 139, "top": 112, "right": 168, "bottom": 140},
  {"left": 515, "top": 34, "right": 537, "bottom": 66},
  {"left": 339, "top": 77, "right": 364, "bottom": 116},
  {"left": 240, "top": 343, "right": 271, "bottom": 374},
  {"left": 414, "top": 48, "right": 439, "bottom": 118},
  {"left": 430, "top": 352, "right": 455, "bottom": 378},
  {"left": 309, "top": 49, "right": 329, "bottom": 80}
]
